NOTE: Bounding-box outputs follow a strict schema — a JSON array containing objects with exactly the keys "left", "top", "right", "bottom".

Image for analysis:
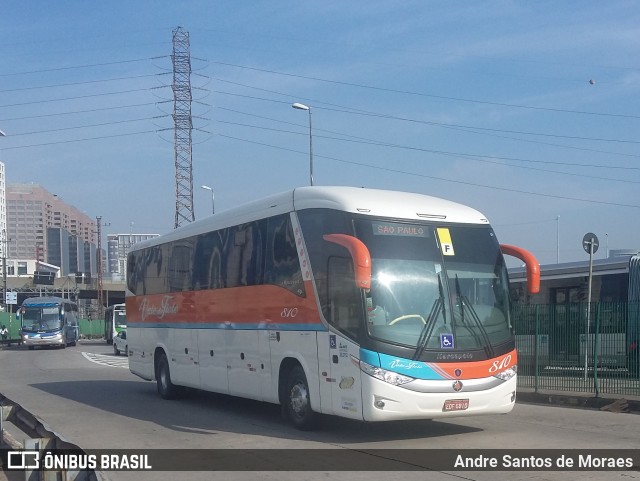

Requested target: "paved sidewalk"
[{"left": 517, "top": 387, "right": 640, "bottom": 414}]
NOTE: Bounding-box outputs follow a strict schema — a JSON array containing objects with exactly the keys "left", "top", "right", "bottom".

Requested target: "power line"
[
  {"left": 213, "top": 89, "right": 640, "bottom": 159},
  {"left": 213, "top": 78, "right": 640, "bottom": 145},
  {"left": 0, "top": 88, "right": 161, "bottom": 109},
  {"left": 214, "top": 110, "right": 640, "bottom": 171},
  {"left": 7, "top": 116, "right": 168, "bottom": 137},
  {"left": 0, "top": 57, "right": 167, "bottom": 77},
  {"left": 217, "top": 120, "right": 640, "bottom": 184},
  {"left": 1, "top": 129, "right": 165, "bottom": 150},
  {"left": 217, "top": 133, "right": 640, "bottom": 209},
  {"left": 0, "top": 101, "right": 169, "bottom": 122},
  {"left": 211, "top": 61, "right": 640, "bottom": 120},
  {"left": 0, "top": 74, "right": 161, "bottom": 94}
]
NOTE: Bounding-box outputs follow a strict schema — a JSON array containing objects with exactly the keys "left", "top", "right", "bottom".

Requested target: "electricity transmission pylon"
[{"left": 172, "top": 26, "right": 195, "bottom": 228}]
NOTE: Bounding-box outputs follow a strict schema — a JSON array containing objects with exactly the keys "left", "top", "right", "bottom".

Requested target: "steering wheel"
[{"left": 388, "top": 314, "right": 427, "bottom": 325}]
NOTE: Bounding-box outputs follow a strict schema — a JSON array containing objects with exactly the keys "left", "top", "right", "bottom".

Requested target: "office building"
[{"left": 7, "top": 183, "right": 96, "bottom": 275}]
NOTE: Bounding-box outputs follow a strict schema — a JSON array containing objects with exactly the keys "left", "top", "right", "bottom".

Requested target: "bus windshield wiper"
[
  {"left": 454, "top": 275, "right": 495, "bottom": 358},
  {"left": 413, "top": 274, "right": 445, "bottom": 361}
]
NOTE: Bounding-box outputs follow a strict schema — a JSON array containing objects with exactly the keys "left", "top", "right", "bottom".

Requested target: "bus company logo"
[
  {"left": 452, "top": 380, "right": 463, "bottom": 392},
  {"left": 389, "top": 359, "right": 423, "bottom": 370},
  {"left": 139, "top": 296, "right": 179, "bottom": 321}
]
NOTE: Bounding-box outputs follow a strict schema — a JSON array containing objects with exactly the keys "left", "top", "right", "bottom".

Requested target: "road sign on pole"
[
  {"left": 582, "top": 233, "right": 599, "bottom": 255},
  {"left": 582, "top": 233, "right": 599, "bottom": 381},
  {"left": 5, "top": 291, "right": 16, "bottom": 305}
]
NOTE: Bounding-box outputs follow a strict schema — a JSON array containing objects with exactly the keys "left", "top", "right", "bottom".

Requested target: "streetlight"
[
  {"left": 556, "top": 215, "right": 560, "bottom": 264},
  {"left": 0, "top": 131, "right": 6, "bottom": 309},
  {"left": 292, "top": 102, "right": 314, "bottom": 186},
  {"left": 201, "top": 185, "right": 215, "bottom": 214}
]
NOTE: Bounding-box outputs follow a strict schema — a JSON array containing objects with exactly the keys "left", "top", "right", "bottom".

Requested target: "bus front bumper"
[
  {"left": 22, "top": 333, "right": 65, "bottom": 346},
  {"left": 360, "top": 374, "right": 517, "bottom": 422}
]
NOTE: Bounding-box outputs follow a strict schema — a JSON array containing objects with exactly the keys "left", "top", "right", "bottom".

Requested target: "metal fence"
[
  {"left": 3, "top": 303, "right": 639, "bottom": 397},
  {"left": 513, "top": 302, "right": 640, "bottom": 396}
]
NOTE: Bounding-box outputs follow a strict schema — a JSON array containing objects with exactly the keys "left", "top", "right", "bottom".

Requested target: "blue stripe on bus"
[
  {"left": 378, "top": 352, "right": 444, "bottom": 380},
  {"left": 127, "top": 322, "right": 327, "bottom": 331},
  {"left": 360, "top": 348, "right": 446, "bottom": 380},
  {"left": 359, "top": 348, "right": 380, "bottom": 366}
]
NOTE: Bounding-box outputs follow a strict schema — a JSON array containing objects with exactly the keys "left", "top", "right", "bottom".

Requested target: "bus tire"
[
  {"left": 157, "top": 352, "right": 181, "bottom": 400},
  {"left": 285, "top": 365, "right": 317, "bottom": 430}
]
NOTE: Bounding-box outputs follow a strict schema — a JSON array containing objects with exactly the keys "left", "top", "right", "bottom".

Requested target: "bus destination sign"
[{"left": 373, "top": 222, "right": 429, "bottom": 237}]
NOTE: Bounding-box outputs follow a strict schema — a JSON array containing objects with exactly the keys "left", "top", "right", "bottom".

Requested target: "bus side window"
[
  {"left": 193, "top": 231, "right": 215, "bottom": 290},
  {"left": 327, "top": 256, "right": 364, "bottom": 340},
  {"left": 168, "top": 239, "right": 195, "bottom": 292},
  {"left": 225, "top": 221, "right": 266, "bottom": 288},
  {"left": 265, "top": 214, "right": 305, "bottom": 297}
]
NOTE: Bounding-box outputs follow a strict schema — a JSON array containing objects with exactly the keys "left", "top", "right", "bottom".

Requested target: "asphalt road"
[{"left": 1, "top": 340, "right": 639, "bottom": 481}]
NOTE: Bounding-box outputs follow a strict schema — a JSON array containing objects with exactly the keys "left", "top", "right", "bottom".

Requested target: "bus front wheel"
[
  {"left": 156, "top": 352, "right": 181, "bottom": 400},
  {"left": 285, "top": 366, "right": 317, "bottom": 430}
]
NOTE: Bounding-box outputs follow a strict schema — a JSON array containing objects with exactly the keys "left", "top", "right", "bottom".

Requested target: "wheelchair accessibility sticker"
[{"left": 440, "top": 333, "right": 454, "bottom": 349}]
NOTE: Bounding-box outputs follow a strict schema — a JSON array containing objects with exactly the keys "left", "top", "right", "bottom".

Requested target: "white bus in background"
[
  {"left": 104, "top": 303, "right": 127, "bottom": 345},
  {"left": 125, "top": 186, "right": 539, "bottom": 430}
]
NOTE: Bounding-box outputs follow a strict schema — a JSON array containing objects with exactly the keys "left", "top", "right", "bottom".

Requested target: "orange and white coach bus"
[{"left": 125, "top": 186, "right": 539, "bottom": 429}]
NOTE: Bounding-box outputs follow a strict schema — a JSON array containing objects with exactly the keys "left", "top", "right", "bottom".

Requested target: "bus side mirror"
[
  {"left": 323, "top": 234, "right": 371, "bottom": 289},
  {"left": 500, "top": 244, "right": 540, "bottom": 294}
]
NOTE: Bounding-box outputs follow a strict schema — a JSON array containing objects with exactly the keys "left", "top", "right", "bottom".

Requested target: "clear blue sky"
[{"left": 1, "top": 1, "right": 638, "bottom": 265}]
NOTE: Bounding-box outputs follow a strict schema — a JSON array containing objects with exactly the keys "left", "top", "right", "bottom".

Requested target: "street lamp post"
[
  {"left": 292, "top": 103, "right": 314, "bottom": 186},
  {"left": 201, "top": 185, "right": 215, "bottom": 214},
  {"left": 1, "top": 230, "right": 7, "bottom": 309},
  {"left": 0, "top": 131, "right": 6, "bottom": 309}
]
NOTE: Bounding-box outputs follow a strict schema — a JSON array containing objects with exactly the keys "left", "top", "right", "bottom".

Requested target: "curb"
[{"left": 517, "top": 390, "right": 640, "bottom": 414}]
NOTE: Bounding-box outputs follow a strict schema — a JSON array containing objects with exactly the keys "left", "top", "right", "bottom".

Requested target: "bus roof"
[
  {"left": 130, "top": 186, "right": 490, "bottom": 252},
  {"left": 22, "top": 296, "right": 74, "bottom": 307}
]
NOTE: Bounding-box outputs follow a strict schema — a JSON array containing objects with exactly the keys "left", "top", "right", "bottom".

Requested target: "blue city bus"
[{"left": 18, "top": 296, "right": 80, "bottom": 349}]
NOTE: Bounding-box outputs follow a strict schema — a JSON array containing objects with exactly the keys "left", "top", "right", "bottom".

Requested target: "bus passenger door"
[
  {"left": 328, "top": 334, "right": 363, "bottom": 420},
  {"left": 326, "top": 256, "right": 365, "bottom": 420}
]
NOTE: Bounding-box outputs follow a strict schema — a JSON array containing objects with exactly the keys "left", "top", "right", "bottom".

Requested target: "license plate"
[{"left": 443, "top": 399, "right": 469, "bottom": 412}]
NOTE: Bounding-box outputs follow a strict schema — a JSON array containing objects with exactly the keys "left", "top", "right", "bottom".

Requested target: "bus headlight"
[
  {"left": 360, "top": 360, "right": 414, "bottom": 386},
  {"left": 494, "top": 365, "right": 517, "bottom": 381}
]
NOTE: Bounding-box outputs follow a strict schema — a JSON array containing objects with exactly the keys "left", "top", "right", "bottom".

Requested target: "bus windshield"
[
  {"left": 355, "top": 220, "right": 511, "bottom": 352},
  {"left": 114, "top": 309, "right": 127, "bottom": 328},
  {"left": 298, "top": 209, "right": 512, "bottom": 355},
  {"left": 21, "top": 306, "right": 62, "bottom": 332}
]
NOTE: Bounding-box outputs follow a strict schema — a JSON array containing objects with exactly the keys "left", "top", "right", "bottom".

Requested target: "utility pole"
[
  {"left": 96, "top": 216, "right": 104, "bottom": 319},
  {"left": 172, "top": 26, "right": 195, "bottom": 228},
  {"left": 1, "top": 230, "right": 10, "bottom": 309}
]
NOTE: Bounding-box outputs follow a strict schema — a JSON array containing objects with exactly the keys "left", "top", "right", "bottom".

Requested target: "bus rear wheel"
[
  {"left": 156, "top": 352, "right": 182, "bottom": 400},
  {"left": 285, "top": 366, "right": 317, "bottom": 430}
]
